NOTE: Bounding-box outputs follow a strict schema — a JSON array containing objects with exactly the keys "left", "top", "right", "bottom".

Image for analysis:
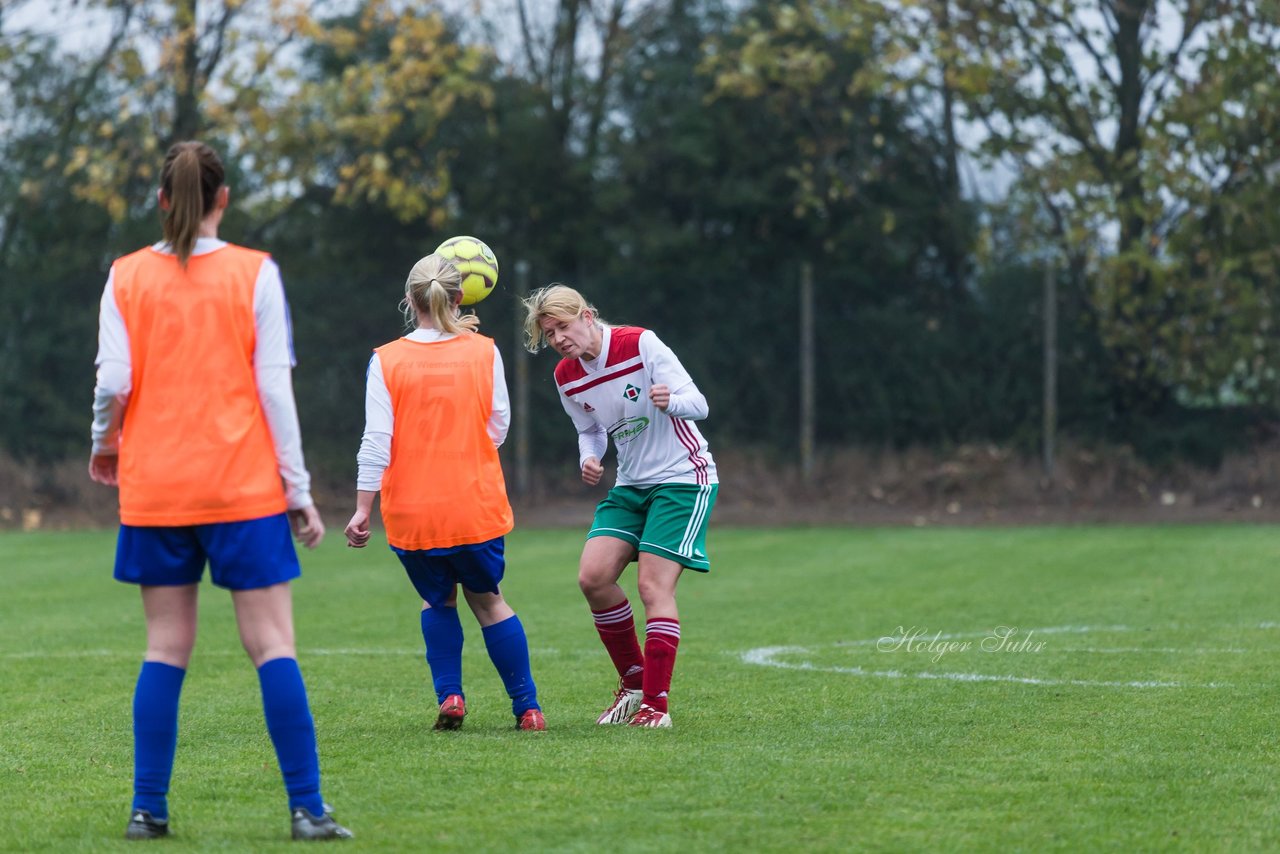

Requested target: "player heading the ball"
[
  {"left": 522, "top": 283, "right": 719, "bottom": 729},
  {"left": 345, "top": 251, "right": 545, "bottom": 733}
]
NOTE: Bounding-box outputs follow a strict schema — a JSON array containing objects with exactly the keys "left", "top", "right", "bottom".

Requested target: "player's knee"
[
  {"left": 579, "top": 565, "right": 614, "bottom": 597},
  {"left": 464, "top": 590, "right": 508, "bottom": 622},
  {"left": 636, "top": 576, "right": 675, "bottom": 609}
]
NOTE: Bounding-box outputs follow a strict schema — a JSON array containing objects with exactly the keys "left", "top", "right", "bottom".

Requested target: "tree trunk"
[
  {"left": 1112, "top": 0, "right": 1148, "bottom": 252},
  {"left": 169, "top": 0, "right": 201, "bottom": 145},
  {"left": 935, "top": 0, "right": 966, "bottom": 296}
]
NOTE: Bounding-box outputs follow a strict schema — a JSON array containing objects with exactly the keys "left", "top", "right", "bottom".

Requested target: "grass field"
[{"left": 3, "top": 524, "right": 1279, "bottom": 851}]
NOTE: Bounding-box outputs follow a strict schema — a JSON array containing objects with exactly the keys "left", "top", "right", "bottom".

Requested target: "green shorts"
[{"left": 587, "top": 483, "right": 718, "bottom": 572}]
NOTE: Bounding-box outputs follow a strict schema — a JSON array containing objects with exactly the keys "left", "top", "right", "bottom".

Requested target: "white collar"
[
  {"left": 152, "top": 237, "right": 227, "bottom": 256},
  {"left": 406, "top": 327, "right": 457, "bottom": 342},
  {"left": 582, "top": 325, "right": 611, "bottom": 370}
]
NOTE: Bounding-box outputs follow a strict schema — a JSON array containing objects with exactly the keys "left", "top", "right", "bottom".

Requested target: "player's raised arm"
[{"left": 640, "top": 330, "right": 708, "bottom": 420}]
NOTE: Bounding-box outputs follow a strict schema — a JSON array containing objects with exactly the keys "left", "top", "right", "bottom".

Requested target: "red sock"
[
  {"left": 592, "top": 600, "right": 644, "bottom": 690},
  {"left": 642, "top": 618, "right": 680, "bottom": 714}
]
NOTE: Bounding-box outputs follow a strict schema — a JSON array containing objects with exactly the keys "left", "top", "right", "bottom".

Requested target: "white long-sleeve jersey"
[
  {"left": 355, "top": 328, "right": 510, "bottom": 491},
  {"left": 554, "top": 325, "right": 716, "bottom": 487},
  {"left": 91, "top": 237, "right": 316, "bottom": 510}
]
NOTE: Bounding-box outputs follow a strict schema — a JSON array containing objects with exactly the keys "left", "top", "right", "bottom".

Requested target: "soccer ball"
[{"left": 435, "top": 235, "right": 499, "bottom": 306}]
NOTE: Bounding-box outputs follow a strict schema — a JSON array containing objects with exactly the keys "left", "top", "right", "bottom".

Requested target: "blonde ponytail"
[{"left": 403, "top": 254, "right": 480, "bottom": 334}]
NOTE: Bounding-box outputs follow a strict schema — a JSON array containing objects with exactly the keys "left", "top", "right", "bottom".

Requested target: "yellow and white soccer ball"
[{"left": 435, "top": 235, "right": 499, "bottom": 306}]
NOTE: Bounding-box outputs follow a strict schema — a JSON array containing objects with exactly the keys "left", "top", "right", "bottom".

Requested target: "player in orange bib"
[
  {"left": 343, "top": 253, "right": 544, "bottom": 732},
  {"left": 88, "top": 141, "right": 350, "bottom": 842}
]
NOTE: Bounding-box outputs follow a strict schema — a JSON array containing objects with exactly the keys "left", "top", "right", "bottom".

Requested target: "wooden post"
[
  {"left": 1042, "top": 260, "right": 1057, "bottom": 481},
  {"left": 800, "top": 261, "right": 815, "bottom": 483},
  {"left": 513, "top": 260, "right": 532, "bottom": 497}
]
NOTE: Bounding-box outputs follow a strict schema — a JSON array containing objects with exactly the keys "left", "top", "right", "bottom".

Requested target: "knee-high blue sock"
[
  {"left": 482, "top": 615, "right": 539, "bottom": 717},
  {"left": 132, "top": 661, "right": 186, "bottom": 820},
  {"left": 421, "top": 606, "right": 464, "bottom": 704},
  {"left": 257, "top": 657, "right": 325, "bottom": 816}
]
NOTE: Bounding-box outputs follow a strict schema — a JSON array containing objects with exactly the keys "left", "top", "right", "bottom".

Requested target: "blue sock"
[
  {"left": 132, "top": 661, "right": 186, "bottom": 821},
  {"left": 257, "top": 658, "right": 325, "bottom": 816},
  {"left": 482, "top": 615, "right": 539, "bottom": 717},
  {"left": 421, "top": 606, "right": 465, "bottom": 703}
]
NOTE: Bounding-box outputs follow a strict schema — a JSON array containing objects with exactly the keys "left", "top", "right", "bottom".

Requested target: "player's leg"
[
  {"left": 421, "top": 591, "right": 467, "bottom": 730},
  {"left": 399, "top": 550, "right": 469, "bottom": 730},
  {"left": 632, "top": 554, "right": 682, "bottom": 727},
  {"left": 232, "top": 584, "right": 319, "bottom": 808},
  {"left": 455, "top": 538, "right": 543, "bottom": 729},
  {"left": 581, "top": 486, "right": 647, "bottom": 723},
  {"left": 212, "top": 515, "right": 350, "bottom": 840},
  {"left": 115, "top": 524, "right": 204, "bottom": 839},
  {"left": 629, "top": 484, "right": 718, "bottom": 728},
  {"left": 129, "top": 583, "right": 198, "bottom": 837},
  {"left": 579, "top": 533, "right": 639, "bottom": 609},
  {"left": 580, "top": 535, "right": 647, "bottom": 722},
  {"left": 463, "top": 587, "right": 544, "bottom": 729}
]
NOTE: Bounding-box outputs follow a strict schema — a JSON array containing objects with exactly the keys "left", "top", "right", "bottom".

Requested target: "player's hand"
[
  {"left": 288, "top": 505, "right": 325, "bottom": 550},
  {"left": 648, "top": 384, "right": 671, "bottom": 410},
  {"left": 345, "top": 509, "right": 371, "bottom": 549},
  {"left": 88, "top": 453, "right": 119, "bottom": 486},
  {"left": 581, "top": 457, "right": 604, "bottom": 486}
]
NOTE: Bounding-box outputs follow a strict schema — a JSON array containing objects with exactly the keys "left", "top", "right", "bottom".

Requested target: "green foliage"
[
  {"left": 942, "top": 1, "right": 1280, "bottom": 406},
  {"left": 0, "top": 31, "right": 142, "bottom": 461},
  {"left": 2, "top": 0, "right": 1279, "bottom": 473}
]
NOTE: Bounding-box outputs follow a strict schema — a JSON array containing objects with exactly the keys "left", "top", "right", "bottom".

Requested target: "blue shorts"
[
  {"left": 114, "top": 513, "right": 301, "bottom": 591},
  {"left": 393, "top": 537, "right": 506, "bottom": 608}
]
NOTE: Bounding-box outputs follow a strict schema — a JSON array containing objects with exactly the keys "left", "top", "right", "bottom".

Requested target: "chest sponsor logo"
[
  {"left": 623, "top": 383, "right": 641, "bottom": 402},
  {"left": 608, "top": 415, "right": 650, "bottom": 445}
]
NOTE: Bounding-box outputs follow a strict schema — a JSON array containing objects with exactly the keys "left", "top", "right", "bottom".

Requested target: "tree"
[
  {"left": 942, "top": 0, "right": 1280, "bottom": 408},
  {"left": 233, "top": 0, "right": 495, "bottom": 228}
]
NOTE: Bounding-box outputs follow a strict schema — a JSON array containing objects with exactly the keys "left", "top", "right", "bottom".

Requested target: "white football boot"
[
  {"left": 627, "top": 703, "right": 672, "bottom": 728},
  {"left": 596, "top": 686, "right": 644, "bottom": 724}
]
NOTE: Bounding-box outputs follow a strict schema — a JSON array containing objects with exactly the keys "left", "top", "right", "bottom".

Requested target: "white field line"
[
  {"left": 3, "top": 647, "right": 564, "bottom": 660},
  {"left": 743, "top": 623, "right": 1237, "bottom": 689},
  {"left": 1066, "top": 647, "right": 1251, "bottom": 654},
  {"left": 740, "top": 645, "right": 1197, "bottom": 688},
  {"left": 835, "top": 625, "right": 1132, "bottom": 647}
]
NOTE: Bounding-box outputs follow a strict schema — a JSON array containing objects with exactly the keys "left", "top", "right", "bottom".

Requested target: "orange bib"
[
  {"left": 111, "top": 245, "right": 287, "bottom": 526},
  {"left": 376, "top": 333, "right": 514, "bottom": 550}
]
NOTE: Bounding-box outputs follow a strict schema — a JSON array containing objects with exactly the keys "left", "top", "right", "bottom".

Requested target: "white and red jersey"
[{"left": 554, "top": 325, "right": 716, "bottom": 487}]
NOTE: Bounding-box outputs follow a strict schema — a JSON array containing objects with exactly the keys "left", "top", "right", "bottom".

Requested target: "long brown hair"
[{"left": 159, "top": 141, "right": 225, "bottom": 266}]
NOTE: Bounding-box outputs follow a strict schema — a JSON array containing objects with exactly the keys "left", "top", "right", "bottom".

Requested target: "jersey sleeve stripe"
[{"left": 671, "top": 417, "right": 710, "bottom": 485}]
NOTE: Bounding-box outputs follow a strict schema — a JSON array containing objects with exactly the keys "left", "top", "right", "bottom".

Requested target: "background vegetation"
[{"left": 2, "top": 0, "right": 1278, "bottom": 491}]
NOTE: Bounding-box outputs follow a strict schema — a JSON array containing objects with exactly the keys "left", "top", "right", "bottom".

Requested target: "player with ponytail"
[
  {"left": 89, "top": 141, "right": 352, "bottom": 841},
  {"left": 344, "top": 252, "right": 544, "bottom": 732}
]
